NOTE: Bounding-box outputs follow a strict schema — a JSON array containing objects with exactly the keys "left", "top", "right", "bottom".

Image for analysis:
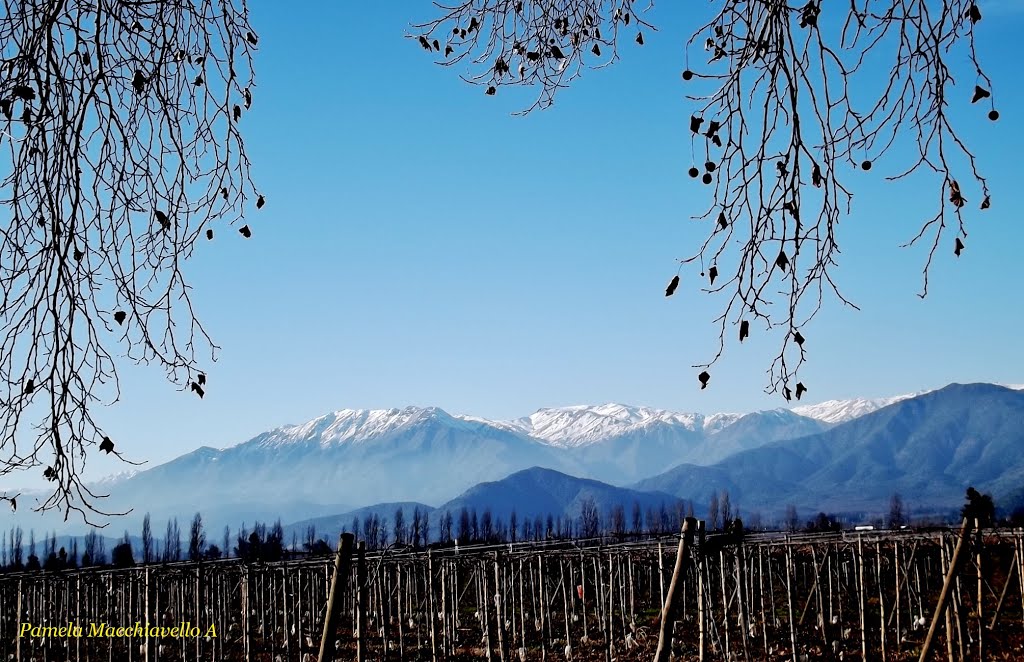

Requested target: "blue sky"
[{"left": 64, "top": 2, "right": 1024, "bottom": 480}]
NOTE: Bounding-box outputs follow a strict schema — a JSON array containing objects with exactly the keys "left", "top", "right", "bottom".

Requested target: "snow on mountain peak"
[
  {"left": 508, "top": 403, "right": 737, "bottom": 447},
  {"left": 791, "top": 384, "right": 1023, "bottom": 424},
  {"left": 791, "top": 395, "right": 915, "bottom": 424},
  {"left": 89, "top": 470, "right": 139, "bottom": 487},
  {"left": 702, "top": 412, "right": 745, "bottom": 433},
  {"left": 220, "top": 385, "right": 1024, "bottom": 451},
  {"left": 254, "top": 406, "right": 455, "bottom": 448}
]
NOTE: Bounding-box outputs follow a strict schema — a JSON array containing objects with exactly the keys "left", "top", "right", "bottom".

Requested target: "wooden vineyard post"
[
  {"left": 606, "top": 552, "right": 614, "bottom": 661},
  {"left": 145, "top": 568, "right": 151, "bottom": 662},
  {"left": 1018, "top": 534, "right": 1024, "bottom": 626},
  {"left": 483, "top": 560, "right": 494, "bottom": 662},
  {"left": 282, "top": 568, "right": 290, "bottom": 662},
  {"left": 975, "top": 519, "right": 983, "bottom": 662},
  {"left": 397, "top": 566, "right": 405, "bottom": 660},
  {"left": 940, "top": 542, "right": 954, "bottom": 662},
  {"left": 494, "top": 554, "right": 507, "bottom": 662},
  {"left": 988, "top": 547, "right": 1018, "bottom": 630},
  {"left": 697, "top": 554, "right": 705, "bottom": 662},
  {"left": 658, "top": 541, "right": 665, "bottom": 620},
  {"left": 857, "top": 535, "right": 867, "bottom": 662},
  {"left": 876, "top": 543, "right": 886, "bottom": 661},
  {"left": 559, "top": 559, "right": 571, "bottom": 658},
  {"left": 919, "top": 519, "right": 974, "bottom": 662},
  {"left": 653, "top": 517, "right": 696, "bottom": 662},
  {"left": 758, "top": 542, "right": 767, "bottom": 659},
  {"left": 736, "top": 544, "right": 750, "bottom": 662},
  {"left": 894, "top": 539, "right": 902, "bottom": 656},
  {"left": 697, "top": 520, "right": 707, "bottom": 662},
  {"left": 429, "top": 550, "right": 439, "bottom": 662},
  {"left": 785, "top": 544, "right": 797, "bottom": 662},
  {"left": 15, "top": 579, "right": 21, "bottom": 662},
  {"left": 356, "top": 541, "right": 367, "bottom": 662},
  {"left": 196, "top": 565, "right": 202, "bottom": 662},
  {"left": 317, "top": 533, "right": 354, "bottom": 662},
  {"left": 720, "top": 549, "right": 730, "bottom": 658},
  {"left": 242, "top": 567, "right": 250, "bottom": 662}
]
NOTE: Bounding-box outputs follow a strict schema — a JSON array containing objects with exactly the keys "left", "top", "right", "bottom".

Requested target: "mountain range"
[
  {"left": 636, "top": 383, "right": 1024, "bottom": 515},
  {"left": 7, "top": 382, "right": 1023, "bottom": 535}
]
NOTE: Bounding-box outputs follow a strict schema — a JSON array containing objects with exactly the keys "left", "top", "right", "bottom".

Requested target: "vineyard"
[{"left": 2, "top": 525, "right": 1023, "bottom": 661}]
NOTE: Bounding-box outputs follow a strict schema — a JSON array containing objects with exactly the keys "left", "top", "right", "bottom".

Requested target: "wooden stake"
[
  {"left": 317, "top": 533, "right": 354, "bottom": 662},
  {"left": 653, "top": 517, "right": 696, "bottom": 662},
  {"left": 428, "top": 551, "right": 438, "bottom": 662},
  {"left": 785, "top": 544, "right": 797, "bottom": 662},
  {"left": 987, "top": 548, "right": 1016, "bottom": 631},
  {"left": 919, "top": 519, "right": 974, "bottom": 662},
  {"left": 356, "top": 541, "right": 367, "bottom": 662},
  {"left": 976, "top": 519, "right": 984, "bottom": 662}
]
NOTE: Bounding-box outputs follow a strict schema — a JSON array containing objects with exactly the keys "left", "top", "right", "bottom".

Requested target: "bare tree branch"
[
  {"left": 0, "top": 0, "right": 260, "bottom": 523},
  {"left": 413, "top": 0, "right": 996, "bottom": 400}
]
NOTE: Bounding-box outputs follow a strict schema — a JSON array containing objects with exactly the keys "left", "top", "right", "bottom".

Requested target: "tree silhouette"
[
  {"left": 303, "top": 525, "right": 318, "bottom": 553},
  {"left": 578, "top": 496, "right": 600, "bottom": 538},
  {"left": 411, "top": 506, "right": 423, "bottom": 547},
  {"left": 393, "top": 507, "right": 406, "bottom": 545},
  {"left": 961, "top": 486, "right": 995, "bottom": 527},
  {"left": 163, "top": 517, "right": 181, "bottom": 562},
  {"left": 785, "top": 503, "right": 799, "bottom": 533},
  {"left": 411, "top": 0, "right": 998, "bottom": 399},
  {"left": 888, "top": 492, "right": 906, "bottom": 529},
  {"left": 187, "top": 512, "right": 206, "bottom": 561},
  {"left": 608, "top": 503, "right": 626, "bottom": 539},
  {"left": 480, "top": 507, "right": 494, "bottom": 542},
  {"left": 708, "top": 490, "right": 720, "bottom": 531},
  {"left": 0, "top": 0, "right": 260, "bottom": 521},
  {"left": 440, "top": 510, "right": 453, "bottom": 544},
  {"left": 141, "top": 513, "right": 154, "bottom": 564},
  {"left": 82, "top": 528, "right": 105, "bottom": 566},
  {"left": 111, "top": 532, "right": 135, "bottom": 568}
]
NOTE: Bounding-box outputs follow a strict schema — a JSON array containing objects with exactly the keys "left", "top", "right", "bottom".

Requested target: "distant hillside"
[
  {"left": 636, "top": 383, "right": 1024, "bottom": 516},
  {"left": 435, "top": 466, "right": 688, "bottom": 523}
]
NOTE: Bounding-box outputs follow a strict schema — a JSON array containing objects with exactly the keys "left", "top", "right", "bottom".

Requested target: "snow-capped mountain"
[
  {"left": 791, "top": 395, "right": 919, "bottom": 425},
  {"left": 21, "top": 381, "right": 1016, "bottom": 534},
  {"left": 638, "top": 383, "right": 1024, "bottom": 515},
  {"left": 251, "top": 406, "right": 522, "bottom": 449},
  {"left": 43, "top": 402, "right": 811, "bottom": 531},
  {"left": 89, "top": 470, "right": 139, "bottom": 487},
  {"left": 791, "top": 383, "right": 1024, "bottom": 424},
  {"left": 506, "top": 403, "right": 741, "bottom": 448}
]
